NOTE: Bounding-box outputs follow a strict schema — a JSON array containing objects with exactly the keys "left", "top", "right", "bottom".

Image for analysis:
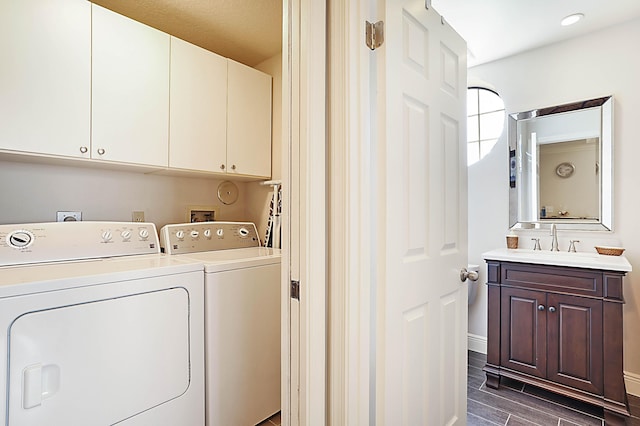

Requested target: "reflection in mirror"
[{"left": 509, "top": 96, "right": 613, "bottom": 231}]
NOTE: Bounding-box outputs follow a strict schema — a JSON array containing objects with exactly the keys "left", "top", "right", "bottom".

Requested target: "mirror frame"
[{"left": 509, "top": 96, "right": 613, "bottom": 231}]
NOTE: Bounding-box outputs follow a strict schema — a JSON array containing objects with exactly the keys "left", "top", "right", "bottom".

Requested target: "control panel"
[
  {"left": 159, "top": 222, "right": 260, "bottom": 255},
  {"left": 0, "top": 222, "right": 160, "bottom": 267}
]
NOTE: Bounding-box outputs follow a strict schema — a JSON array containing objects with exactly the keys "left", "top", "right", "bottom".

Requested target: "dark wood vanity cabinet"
[{"left": 484, "top": 260, "right": 628, "bottom": 424}]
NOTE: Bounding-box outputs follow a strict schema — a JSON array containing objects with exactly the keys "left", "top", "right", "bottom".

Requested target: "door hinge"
[
  {"left": 365, "top": 20, "right": 384, "bottom": 51},
  {"left": 290, "top": 280, "right": 300, "bottom": 300}
]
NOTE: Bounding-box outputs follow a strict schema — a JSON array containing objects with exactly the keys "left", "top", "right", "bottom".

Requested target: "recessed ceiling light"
[{"left": 561, "top": 13, "right": 584, "bottom": 26}]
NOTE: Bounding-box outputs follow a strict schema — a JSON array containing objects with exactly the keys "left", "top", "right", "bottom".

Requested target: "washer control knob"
[
  {"left": 8, "top": 231, "right": 33, "bottom": 248},
  {"left": 101, "top": 230, "right": 113, "bottom": 243},
  {"left": 203, "top": 229, "right": 212, "bottom": 239},
  {"left": 139, "top": 228, "right": 150, "bottom": 240},
  {"left": 238, "top": 227, "right": 249, "bottom": 237},
  {"left": 176, "top": 230, "right": 185, "bottom": 240},
  {"left": 190, "top": 230, "right": 199, "bottom": 239},
  {"left": 121, "top": 230, "right": 132, "bottom": 241},
  {"left": 216, "top": 228, "right": 224, "bottom": 237}
]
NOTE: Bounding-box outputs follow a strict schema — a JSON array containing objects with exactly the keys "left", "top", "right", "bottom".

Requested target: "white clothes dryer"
[
  {"left": 160, "top": 222, "right": 281, "bottom": 426},
  {"left": 0, "top": 221, "right": 204, "bottom": 426}
]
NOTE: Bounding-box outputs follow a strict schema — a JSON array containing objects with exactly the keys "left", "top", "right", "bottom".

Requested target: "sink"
[{"left": 482, "top": 248, "right": 632, "bottom": 272}]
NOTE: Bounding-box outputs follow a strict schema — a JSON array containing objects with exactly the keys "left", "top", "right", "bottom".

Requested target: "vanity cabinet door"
[
  {"left": 546, "top": 293, "right": 603, "bottom": 394},
  {"left": 500, "top": 287, "right": 547, "bottom": 379}
]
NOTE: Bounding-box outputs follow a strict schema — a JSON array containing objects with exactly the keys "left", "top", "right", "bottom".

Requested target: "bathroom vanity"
[{"left": 482, "top": 248, "right": 632, "bottom": 425}]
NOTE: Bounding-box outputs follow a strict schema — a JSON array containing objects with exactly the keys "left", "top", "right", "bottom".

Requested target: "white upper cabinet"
[
  {"left": 91, "top": 5, "right": 170, "bottom": 167},
  {"left": 227, "top": 60, "right": 273, "bottom": 178},
  {"left": 169, "top": 37, "right": 228, "bottom": 172},
  {"left": 0, "top": 2, "right": 272, "bottom": 178},
  {"left": 0, "top": 0, "right": 91, "bottom": 157}
]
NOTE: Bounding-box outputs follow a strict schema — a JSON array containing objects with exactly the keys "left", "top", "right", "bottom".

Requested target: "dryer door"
[{"left": 7, "top": 288, "right": 190, "bottom": 426}]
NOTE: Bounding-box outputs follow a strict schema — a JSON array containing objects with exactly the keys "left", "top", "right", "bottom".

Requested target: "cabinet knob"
[
  {"left": 79, "top": 146, "right": 88, "bottom": 154},
  {"left": 220, "top": 164, "right": 226, "bottom": 170},
  {"left": 538, "top": 305, "right": 545, "bottom": 311},
  {"left": 231, "top": 164, "right": 237, "bottom": 171},
  {"left": 548, "top": 306, "right": 556, "bottom": 313},
  {"left": 97, "top": 148, "right": 106, "bottom": 155}
]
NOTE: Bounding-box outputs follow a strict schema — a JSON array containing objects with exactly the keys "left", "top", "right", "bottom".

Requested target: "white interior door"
[{"left": 378, "top": 1, "right": 468, "bottom": 424}]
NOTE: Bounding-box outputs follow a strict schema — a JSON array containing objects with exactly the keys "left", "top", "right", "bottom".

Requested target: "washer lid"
[{"left": 176, "top": 247, "right": 281, "bottom": 273}]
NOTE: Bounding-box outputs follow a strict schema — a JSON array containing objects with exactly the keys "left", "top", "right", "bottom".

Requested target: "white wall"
[
  {"left": 467, "top": 17, "right": 640, "bottom": 394},
  {"left": 246, "top": 52, "right": 283, "bottom": 244},
  {"left": 0, "top": 160, "right": 251, "bottom": 228}
]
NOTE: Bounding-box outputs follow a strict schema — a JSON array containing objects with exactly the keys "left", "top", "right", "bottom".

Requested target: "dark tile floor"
[
  {"left": 468, "top": 350, "right": 640, "bottom": 425},
  {"left": 258, "top": 351, "right": 640, "bottom": 425}
]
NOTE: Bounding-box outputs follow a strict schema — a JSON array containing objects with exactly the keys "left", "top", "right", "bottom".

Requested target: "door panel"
[
  {"left": 547, "top": 293, "right": 603, "bottom": 394},
  {"left": 381, "top": 1, "right": 467, "bottom": 424},
  {"left": 7, "top": 288, "right": 190, "bottom": 426},
  {"left": 500, "top": 287, "right": 547, "bottom": 378}
]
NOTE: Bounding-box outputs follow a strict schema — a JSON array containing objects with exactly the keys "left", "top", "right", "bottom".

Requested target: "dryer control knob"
[
  {"left": 238, "top": 227, "right": 249, "bottom": 237},
  {"left": 203, "top": 229, "right": 212, "bottom": 238},
  {"left": 216, "top": 228, "right": 224, "bottom": 237},
  {"left": 139, "top": 228, "right": 150, "bottom": 240},
  {"left": 8, "top": 230, "right": 33, "bottom": 248},
  {"left": 121, "top": 230, "right": 132, "bottom": 241},
  {"left": 176, "top": 230, "right": 185, "bottom": 240},
  {"left": 190, "top": 230, "right": 199, "bottom": 239},
  {"left": 101, "top": 230, "right": 113, "bottom": 243}
]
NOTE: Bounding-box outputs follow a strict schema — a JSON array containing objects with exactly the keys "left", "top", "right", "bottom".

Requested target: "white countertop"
[{"left": 482, "top": 248, "right": 632, "bottom": 272}]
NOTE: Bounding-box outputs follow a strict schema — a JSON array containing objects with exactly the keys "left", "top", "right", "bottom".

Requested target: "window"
[{"left": 467, "top": 87, "right": 505, "bottom": 165}]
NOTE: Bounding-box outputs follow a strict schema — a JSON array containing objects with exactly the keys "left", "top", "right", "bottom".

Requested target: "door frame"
[
  {"left": 282, "top": 0, "right": 327, "bottom": 425},
  {"left": 326, "top": 0, "right": 375, "bottom": 424},
  {"left": 287, "top": 0, "right": 380, "bottom": 423}
]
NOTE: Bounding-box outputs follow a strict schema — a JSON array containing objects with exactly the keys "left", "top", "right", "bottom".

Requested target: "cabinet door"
[
  {"left": 227, "top": 60, "right": 272, "bottom": 177},
  {"left": 547, "top": 293, "right": 603, "bottom": 394},
  {"left": 0, "top": 0, "right": 90, "bottom": 157},
  {"left": 169, "top": 37, "right": 227, "bottom": 172},
  {"left": 500, "top": 287, "right": 547, "bottom": 378},
  {"left": 92, "top": 5, "right": 169, "bottom": 167}
]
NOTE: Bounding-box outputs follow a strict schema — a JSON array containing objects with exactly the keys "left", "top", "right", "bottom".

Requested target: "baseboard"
[
  {"left": 625, "top": 371, "right": 640, "bottom": 397},
  {"left": 467, "top": 333, "right": 487, "bottom": 354}
]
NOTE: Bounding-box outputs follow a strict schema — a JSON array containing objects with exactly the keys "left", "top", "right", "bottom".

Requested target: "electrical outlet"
[
  {"left": 132, "top": 211, "right": 145, "bottom": 222},
  {"left": 57, "top": 211, "right": 82, "bottom": 222}
]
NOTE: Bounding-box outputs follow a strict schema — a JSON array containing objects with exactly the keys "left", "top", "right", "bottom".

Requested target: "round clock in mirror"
[{"left": 555, "top": 162, "right": 575, "bottom": 178}]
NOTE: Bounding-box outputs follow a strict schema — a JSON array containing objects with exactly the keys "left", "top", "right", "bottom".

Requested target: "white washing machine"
[
  {"left": 0, "top": 221, "right": 205, "bottom": 426},
  {"left": 160, "top": 222, "right": 281, "bottom": 426}
]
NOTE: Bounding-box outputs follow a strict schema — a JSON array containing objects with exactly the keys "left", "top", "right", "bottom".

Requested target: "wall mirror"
[{"left": 509, "top": 96, "right": 613, "bottom": 231}]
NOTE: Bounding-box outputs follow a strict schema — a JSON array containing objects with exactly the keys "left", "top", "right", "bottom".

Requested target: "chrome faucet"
[
  {"left": 550, "top": 223, "right": 559, "bottom": 251},
  {"left": 568, "top": 240, "right": 580, "bottom": 252}
]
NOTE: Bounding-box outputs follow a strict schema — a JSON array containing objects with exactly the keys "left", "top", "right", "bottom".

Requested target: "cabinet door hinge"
[
  {"left": 290, "top": 280, "right": 300, "bottom": 300},
  {"left": 365, "top": 20, "right": 384, "bottom": 51}
]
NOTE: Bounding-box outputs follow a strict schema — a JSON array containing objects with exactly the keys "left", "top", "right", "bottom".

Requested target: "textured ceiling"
[{"left": 91, "top": 0, "right": 282, "bottom": 67}]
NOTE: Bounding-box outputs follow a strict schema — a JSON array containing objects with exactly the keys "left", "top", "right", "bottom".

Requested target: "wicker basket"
[{"left": 595, "top": 246, "right": 625, "bottom": 256}]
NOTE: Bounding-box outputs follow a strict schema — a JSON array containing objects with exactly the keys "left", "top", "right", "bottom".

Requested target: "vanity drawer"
[{"left": 500, "top": 262, "right": 602, "bottom": 297}]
